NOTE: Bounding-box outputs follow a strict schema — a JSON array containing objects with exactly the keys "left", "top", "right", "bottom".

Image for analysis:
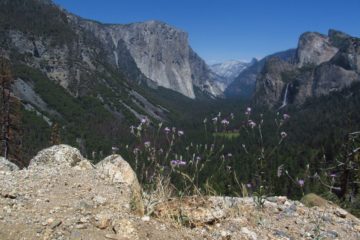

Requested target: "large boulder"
[
  {"left": 0, "top": 157, "right": 19, "bottom": 171},
  {"left": 96, "top": 155, "right": 144, "bottom": 215},
  {"left": 29, "top": 144, "right": 93, "bottom": 170}
]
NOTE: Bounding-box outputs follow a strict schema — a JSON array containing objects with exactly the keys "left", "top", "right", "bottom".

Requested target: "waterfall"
[
  {"left": 113, "top": 51, "right": 119, "bottom": 68},
  {"left": 279, "top": 83, "right": 289, "bottom": 109}
]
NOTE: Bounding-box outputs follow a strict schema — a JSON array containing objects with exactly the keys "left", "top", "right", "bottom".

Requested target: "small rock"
[
  {"left": 105, "top": 234, "right": 127, "bottom": 240},
  {"left": 334, "top": 208, "right": 347, "bottom": 218},
  {"left": 93, "top": 195, "right": 107, "bottom": 205},
  {"left": 95, "top": 216, "right": 111, "bottom": 229},
  {"left": 70, "top": 230, "right": 82, "bottom": 240},
  {"left": 75, "top": 223, "right": 87, "bottom": 229},
  {"left": 141, "top": 216, "right": 150, "bottom": 222},
  {"left": 46, "top": 218, "right": 54, "bottom": 225},
  {"left": 50, "top": 220, "right": 62, "bottom": 229},
  {"left": 241, "top": 227, "right": 257, "bottom": 240}
]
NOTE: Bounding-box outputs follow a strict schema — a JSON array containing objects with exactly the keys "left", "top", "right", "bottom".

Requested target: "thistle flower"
[
  {"left": 170, "top": 160, "right": 186, "bottom": 167},
  {"left": 164, "top": 127, "right": 170, "bottom": 134},
  {"left": 144, "top": 141, "right": 151, "bottom": 148},
  {"left": 111, "top": 146, "right": 119, "bottom": 153},
  {"left": 298, "top": 179, "right": 305, "bottom": 187},
  {"left": 178, "top": 130, "right": 184, "bottom": 136},
  {"left": 140, "top": 117, "right": 148, "bottom": 124},
  {"left": 248, "top": 120, "right": 256, "bottom": 128},
  {"left": 245, "top": 107, "right": 252, "bottom": 115},
  {"left": 221, "top": 119, "right": 230, "bottom": 126},
  {"left": 246, "top": 183, "right": 252, "bottom": 188},
  {"left": 283, "top": 114, "right": 290, "bottom": 120},
  {"left": 280, "top": 131, "right": 287, "bottom": 138},
  {"left": 133, "top": 148, "right": 140, "bottom": 154},
  {"left": 130, "top": 125, "right": 135, "bottom": 134}
]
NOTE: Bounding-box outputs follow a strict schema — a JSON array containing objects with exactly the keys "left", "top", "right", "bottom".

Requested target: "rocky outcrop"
[
  {"left": 77, "top": 19, "right": 222, "bottom": 98},
  {"left": 29, "top": 144, "right": 93, "bottom": 170},
  {"left": 253, "top": 30, "right": 360, "bottom": 107},
  {"left": 254, "top": 57, "right": 295, "bottom": 106},
  {"left": 96, "top": 155, "right": 144, "bottom": 215},
  {"left": 0, "top": 145, "right": 360, "bottom": 239},
  {"left": 225, "top": 49, "right": 296, "bottom": 99},
  {"left": 0, "top": 157, "right": 19, "bottom": 171},
  {"left": 296, "top": 32, "right": 339, "bottom": 67}
]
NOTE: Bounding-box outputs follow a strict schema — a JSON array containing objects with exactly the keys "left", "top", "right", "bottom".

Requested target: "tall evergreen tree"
[{"left": 0, "top": 57, "right": 22, "bottom": 166}]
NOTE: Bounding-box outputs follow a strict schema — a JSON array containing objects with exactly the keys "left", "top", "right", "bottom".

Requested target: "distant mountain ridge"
[
  {"left": 209, "top": 60, "right": 252, "bottom": 91},
  {"left": 225, "top": 49, "right": 296, "bottom": 99}
]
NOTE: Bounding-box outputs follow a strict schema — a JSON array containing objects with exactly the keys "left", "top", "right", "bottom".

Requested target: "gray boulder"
[
  {"left": 29, "top": 144, "right": 93, "bottom": 170},
  {"left": 0, "top": 157, "right": 19, "bottom": 171},
  {"left": 96, "top": 155, "right": 144, "bottom": 215}
]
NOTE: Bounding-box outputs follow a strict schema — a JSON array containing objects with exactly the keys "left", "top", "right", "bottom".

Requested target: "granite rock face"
[
  {"left": 254, "top": 57, "right": 295, "bottom": 107},
  {"left": 254, "top": 30, "right": 360, "bottom": 108},
  {"left": 78, "top": 19, "right": 222, "bottom": 98},
  {"left": 296, "top": 32, "right": 339, "bottom": 67}
]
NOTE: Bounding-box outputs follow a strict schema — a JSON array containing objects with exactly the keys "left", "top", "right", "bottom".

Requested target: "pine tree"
[
  {"left": 50, "top": 122, "right": 61, "bottom": 145},
  {"left": 0, "top": 57, "right": 23, "bottom": 167}
]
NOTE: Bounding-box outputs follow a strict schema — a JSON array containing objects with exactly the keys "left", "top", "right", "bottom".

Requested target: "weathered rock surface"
[
  {"left": 96, "top": 155, "right": 144, "bottom": 215},
  {"left": 0, "top": 157, "right": 19, "bottom": 171},
  {"left": 29, "top": 144, "right": 93, "bottom": 170},
  {"left": 225, "top": 49, "right": 296, "bottom": 99},
  {"left": 296, "top": 32, "right": 339, "bottom": 67},
  {"left": 1, "top": 145, "right": 360, "bottom": 239},
  {"left": 77, "top": 19, "right": 222, "bottom": 98},
  {"left": 254, "top": 57, "right": 295, "bottom": 107}
]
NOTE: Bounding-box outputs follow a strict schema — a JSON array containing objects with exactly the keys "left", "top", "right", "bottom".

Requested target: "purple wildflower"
[
  {"left": 280, "top": 131, "right": 287, "bottom": 138},
  {"left": 170, "top": 160, "right": 186, "bottom": 167},
  {"left": 140, "top": 117, "right": 148, "bottom": 124},
  {"left": 283, "top": 114, "right": 290, "bottom": 120},
  {"left": 246, "top": 183, "right": 252, "bottom": 188},
  {"left": 221, "top": 119, "right": 230, "bottom": 126},
  {"left": 248, "top": 120, "right": 256, "bottom": 128},
  {"left": 298, "top": 179, "right": 305, "bottom": 187},
  {"left": 133, "top": 148, "right": 140, "bottom": 154},
  {"left": 130, "top": 125, "right": 135, "bottom": 134},
  {"left": 144, "top": 141, "right": 151, "bottom": 148},
  {"left": 164, "top": 127, "right": 170, "bottom": 134}
]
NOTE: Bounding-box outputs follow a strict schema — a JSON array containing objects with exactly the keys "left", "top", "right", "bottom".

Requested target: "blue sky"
[{"left": 53, "top": 0, "right": 360, "bottom": 63}]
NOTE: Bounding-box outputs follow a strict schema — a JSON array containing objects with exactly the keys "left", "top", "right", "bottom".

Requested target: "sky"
[{"left": 53, "top": 0, "right": 360, "bottom": 63}]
